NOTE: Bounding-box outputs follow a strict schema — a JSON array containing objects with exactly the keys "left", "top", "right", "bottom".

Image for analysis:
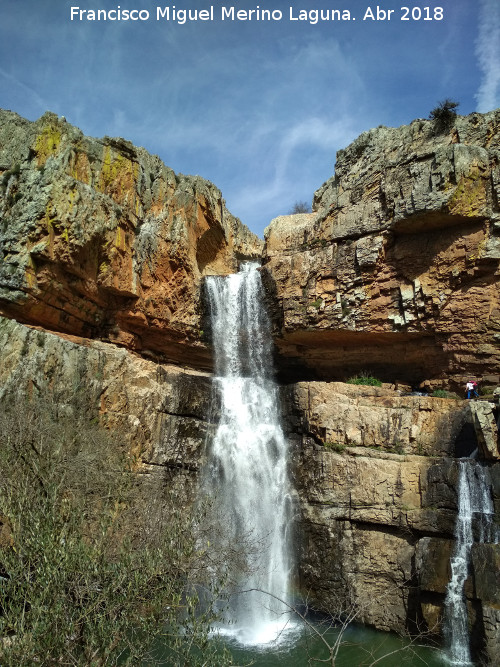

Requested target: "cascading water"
[
  {"left": 204, "top": 262, "right": 294, "bottom": 645},
  {"left": 444, "top": 459, "right": 498, "bottom": 665}
]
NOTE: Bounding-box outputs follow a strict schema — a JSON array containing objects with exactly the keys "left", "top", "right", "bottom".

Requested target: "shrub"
[
  {"left": 289, "top": 200, "right": 311, "bottom": 214},
  {"left": 324, "top": 442, "right": 347, "bottom": 453},
  {"left": 431, "top": 389, "right": 460, "bottom": 399},
  {"left": 429, "top": 99, "right": 459, "bottom": 132},
  {"left": 390, "top": 441, "right": 405, "bottom": 455},
  {"left": 346, "top": 372, "right": 383, "bottom": 387},
  {"left": 0, "top": 394, "right": 231, "bottom": 666}
]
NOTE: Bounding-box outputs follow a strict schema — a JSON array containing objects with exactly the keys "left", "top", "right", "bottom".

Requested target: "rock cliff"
[
  {"left": 0, "top": 315, "right": 210, "bottom": 498},
  {"left": 0, "top": 109, "right": 262, "bottom": 369},
  {"left": 262, "top": 111, "right": 500, "bottom": 661},
  {"left": 1, "top": 109, "right": 499, "bottom": 663},
  {"left": 262, "top": 110, "right": 500, "bottom": 392},
  {"left": 282, "top": 381, "right": 499, "bottom": 662}
]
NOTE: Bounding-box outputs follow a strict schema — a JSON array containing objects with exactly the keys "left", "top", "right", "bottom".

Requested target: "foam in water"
[
  {"left": 203, "top": 263, "right": 294, "bottom": 646},
  {"left": 443, "top": 460, "right": 498, "bottom": 665}
]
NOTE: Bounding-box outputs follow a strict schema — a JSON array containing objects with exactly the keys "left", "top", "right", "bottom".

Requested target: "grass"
[
  {"left": 346, "top": 372, "right": 382, "bottom": 387},
  {"left": 430, "top": 389, "right": 460, "bottom": 399}
]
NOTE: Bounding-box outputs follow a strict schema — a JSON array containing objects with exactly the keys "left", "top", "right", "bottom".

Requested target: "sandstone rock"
[
  {"left": 471, "top": 543, "right": 500, "bottom": 607},
  {"left": 469, "top": 401, "right": 500, "bottom": 459},
  {"left": 481, "top": 605, "right": 500, "bottom": 665},
  {"left": 284, "top": 381, "right": 470, "bottom": 457},
  {"left": 0, "top": 110, "right": 262, "bottom": 369},
  {"left": 263, "top": 110, "right": 500, "bottom": 390},
  {"left": 0, "top": 316, "right": 213, "bottom": 493},
  {"left": 286, "top": 379, "right": 498, "bottom": 657},
  {"left": 415, "top": 536, "right": 453, "bottom": 596}
]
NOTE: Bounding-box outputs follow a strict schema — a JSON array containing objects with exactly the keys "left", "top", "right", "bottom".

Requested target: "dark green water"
[{"left": 223, "top": 622, "right": 446, "bottom": 666}]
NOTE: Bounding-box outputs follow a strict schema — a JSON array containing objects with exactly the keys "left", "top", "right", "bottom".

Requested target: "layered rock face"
[
  {"left": 0, "top": 315, "right": 212, "bottom": 498},
  {"left": 1, "top": 109, "right": 499, "bottom": 663},
  {"left": 261, "top": 113, "right": 500, "bottom": 661},
  {"left": 263, "top": 110, "right": 500, "bottom": 391},
  {"left": 3, "top": 312, "right": 498, "bottom": 661},
  {"left": 283, "top": 382, "right": 499, "bottom": 662},
  {"left": 0, "top": 110, "right": 262, "bottom": 369}
]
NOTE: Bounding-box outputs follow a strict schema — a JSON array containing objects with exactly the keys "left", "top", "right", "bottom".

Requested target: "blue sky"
[{"left": 1, "top": 1, "right": 499, "bottom": 237}]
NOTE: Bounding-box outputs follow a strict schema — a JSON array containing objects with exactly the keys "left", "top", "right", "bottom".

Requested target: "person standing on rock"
[{"left": 466, "top": 380, "right": 478, "bottom": 399}]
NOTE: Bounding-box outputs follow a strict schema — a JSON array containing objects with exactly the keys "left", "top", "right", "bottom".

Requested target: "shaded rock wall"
[
  {"left": 282, "top": 381, "right": 500, "bottom": 662},
  {"left": 0, "top": 316, "right": 213, "bottom": 498},
  {"left": 0, "top": 110, "right": 262, "bottom": 369},
  {"left": 262, "top": 110, "right": 500, "bottom": 391}
]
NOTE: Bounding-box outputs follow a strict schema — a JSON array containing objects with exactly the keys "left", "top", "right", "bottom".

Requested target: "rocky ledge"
[
  {"left": 0, "top": 109, "right": 262, "bottom": 369},
  {"left": 262, "top": 110, "right": 500, "bottom": 392}
]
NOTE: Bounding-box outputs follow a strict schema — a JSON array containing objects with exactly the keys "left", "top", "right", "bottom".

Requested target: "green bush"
[
  {"left": 324, "top": 442, "right": 347, "bottom": 453},
  {"left": 431, "top": 389, "right": 460, "bottom": 399},
  {"left": 346, "top": 373, "right": 383, "bottom": 387},
  {"left": 429, "top": 99, "right": 459, "bottom": 132},
  {"left": 0, "top": 394, "right": 231, "bottom": 666}
]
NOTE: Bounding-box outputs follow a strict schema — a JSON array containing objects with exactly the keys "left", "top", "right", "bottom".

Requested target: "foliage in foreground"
[{"left": 0, "top": 393, "right": 231, "bottom": 666}]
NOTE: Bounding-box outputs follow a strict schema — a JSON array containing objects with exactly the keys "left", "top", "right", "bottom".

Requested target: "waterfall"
[
  {"left": 444, "top": 460, "right": 498, "bottom": 665},
  {"left": 204, "top": 262, "right": 294, "bottom": 645}
]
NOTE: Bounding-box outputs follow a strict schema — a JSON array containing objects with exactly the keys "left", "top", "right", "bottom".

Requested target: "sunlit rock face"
[
  {"left": 0, "top": 110, "right": 262, "bottom": 369},
  {"left": 282, "top": 381, "right": 500, "bottom": 663},
  {"left": 262, "top": 110, "right": 500, "bottom": 392},
  {"left": 0, "top": 315, "right": 212, "bottom": 499},
  {"left": 1, "top": 107, "right": 499, "bottom": 664}
]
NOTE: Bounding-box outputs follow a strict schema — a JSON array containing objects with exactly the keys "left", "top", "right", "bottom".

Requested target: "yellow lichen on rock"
[
  {"left": 448, "top": 170, "right": 488, "bottom": 218},
  {"left": 34, "top": 124, "right": 62, "bottom": 167},
  {"left": 98, "top": 146, "right": 139, "bottom": 207}
]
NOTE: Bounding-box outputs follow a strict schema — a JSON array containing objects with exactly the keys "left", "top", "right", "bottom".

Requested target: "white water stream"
[
  {"left": 204, "top": 263, "right": 294, "bottom": 645},
  {"left": 444, "top": 460, "right": 498, "bottom": 665}
]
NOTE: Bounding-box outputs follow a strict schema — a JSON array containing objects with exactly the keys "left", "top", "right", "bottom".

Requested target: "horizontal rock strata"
[
  {"left": 2, "top": 108, "right": 499, "bottom": 663},
  {"left": 283, "top": 381, "right": 499, "bottom": 661},
  {"left": 263, "top": 110, "right": 500, "bottom": 391},
  {"left": 0, "top": 110, "right": 261, "bottom": 370},
  {"left": 0, "top": 316, "right": 213, "bottom": 497}
]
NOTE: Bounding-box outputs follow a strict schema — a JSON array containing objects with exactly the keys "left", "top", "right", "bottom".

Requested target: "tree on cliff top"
[
  {"left": 429, "top": 99, "right": 459, "bottom": 132},
  {"left": 289, "top": 200, "right": 311, "bottom": 214}
]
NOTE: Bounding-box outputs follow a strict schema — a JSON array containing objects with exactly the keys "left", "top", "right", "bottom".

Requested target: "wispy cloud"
[
  {"left": 0, "top": 67, "right": 49, "bottom": 114},
  {"left": 227, "top": 115, "right": 358, "bottom": 230},
  {"left": 0, "top": 1, "right": 486, "bottom": 236},
  {"left": 475, "top": 0, "right": 500, "bottom": 112}
]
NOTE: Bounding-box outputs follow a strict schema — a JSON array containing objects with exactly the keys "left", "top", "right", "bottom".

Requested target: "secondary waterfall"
[
  {"left": 204, "top": 262, "right": 293, "bottom": 645},
  {"left": 444, "top": 460, "right": 498, "bottom": 665}
]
